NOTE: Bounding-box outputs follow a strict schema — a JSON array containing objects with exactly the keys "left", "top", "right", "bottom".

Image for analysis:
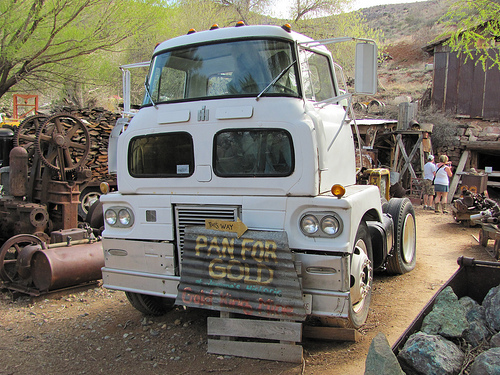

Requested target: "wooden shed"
[{"left": 423, "top": 34, "right": 500, "bottom": 121}]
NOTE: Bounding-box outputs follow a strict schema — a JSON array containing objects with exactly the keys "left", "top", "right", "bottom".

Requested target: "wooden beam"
[
  {"left": 208, "top": 339, "right": 303, "bottom": 363},
  {"left": 461, "top": 141, "right": 500, "bottom": 152},
  {"left": 207, "top": 317, "right": 302, "bottom": 342},
  {"left": 302, "top": 326, "right": 360, "bottom": 342},
  {"left": 448, "top": 150, "right": 470, "bottom": 203}
]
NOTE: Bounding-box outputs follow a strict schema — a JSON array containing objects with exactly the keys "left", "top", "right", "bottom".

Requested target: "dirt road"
[{"left": 0, "top": 208, "right": 495, "bottom": 375}]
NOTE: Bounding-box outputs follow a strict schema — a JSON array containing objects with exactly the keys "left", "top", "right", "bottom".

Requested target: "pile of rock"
[{"left": 365, "top": 284, "right": 500, "bottom": 374}]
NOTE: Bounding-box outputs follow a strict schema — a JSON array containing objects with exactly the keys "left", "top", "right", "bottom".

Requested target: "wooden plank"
[
  {"left": 448, "top": 150, "right": 469, "bottom": 203},
  {"left": 461, "top": 141, "right": 500, "bottom": 152},
  {"left": 444, "top": 53, "right": 460, "bottom": 113},
  {"left": 471, "top": 53, "right": 486, "bottom": 118},
  {"left": 302, "top": 326, "right": 360, "bottom": 342},
  {"left": 208, "top": 339, "right": 303, "bottom": 363},
  {"left": 397, "top": 134, "right": 421, "bottom": 179},
  {"left": 432, "top": 52, "right": 447, "bottom": 111},
  {"left": 484, "top": 52, "right": 500, "bottom": 121},
  {"left": 457, "top": 54, "right": 474, "bottom": 117},
  {"left": 207, "top": 317, "right": 302, "bottom": 342}
]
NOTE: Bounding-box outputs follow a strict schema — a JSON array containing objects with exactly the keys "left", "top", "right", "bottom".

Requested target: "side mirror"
[{"left": 354, "top": 42, "right": 378, "bottom": 95}]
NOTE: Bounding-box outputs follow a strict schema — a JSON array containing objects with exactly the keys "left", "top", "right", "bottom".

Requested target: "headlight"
[
  {"left": 105, "top": 209, "right": 117, "bottom": 225},
  {"left": 321, "top": 215, "right": 341, "bottom": 236},
  {"left": 300, "top": 212, "right": 343, "bottom": 238},
  {"left": 105, "top": 207, "right": 134, "bottom": 227},
  {"left": 300, "top": 215, "right": 319, "bottom": 235},
  {"left": 118, "top": 209, "right": 131, "bottom": 225}
]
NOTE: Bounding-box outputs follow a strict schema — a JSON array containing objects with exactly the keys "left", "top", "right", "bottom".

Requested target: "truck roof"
[{"left": 154, "top": 24, "right": 314, "bottom": 54}]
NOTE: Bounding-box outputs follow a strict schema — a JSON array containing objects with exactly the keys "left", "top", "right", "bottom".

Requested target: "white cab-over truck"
[{"left": 102, "top": 24, "right": 416, "bottom": 328}]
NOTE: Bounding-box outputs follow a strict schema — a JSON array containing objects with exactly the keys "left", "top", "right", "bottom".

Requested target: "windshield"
[{"left": 143, "top": 39, "right": 299, "bottom": 105}]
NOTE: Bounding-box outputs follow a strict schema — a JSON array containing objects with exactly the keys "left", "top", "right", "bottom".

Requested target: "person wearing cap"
[
  {"left": 422, "top": 154, "right": 436, "bottom": 210},
  {"left": 434, "top": 154, "right": 453, "bottom": 213}
]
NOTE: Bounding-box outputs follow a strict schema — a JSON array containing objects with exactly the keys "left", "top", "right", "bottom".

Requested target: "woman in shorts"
[{"left": 433, "top": 155, "right": 453, "bottom": 213}]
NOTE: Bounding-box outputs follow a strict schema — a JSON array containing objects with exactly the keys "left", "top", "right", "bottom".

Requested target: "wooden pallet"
[{"left": 207, "top": 313, "right": 303, "bottom": 363}]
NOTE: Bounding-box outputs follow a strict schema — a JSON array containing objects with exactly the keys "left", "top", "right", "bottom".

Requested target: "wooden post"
[{"left": 448, "top": 150, "right": 470, "bottom": 203}]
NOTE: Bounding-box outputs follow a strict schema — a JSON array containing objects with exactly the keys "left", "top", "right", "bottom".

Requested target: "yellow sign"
[{"left": 205, "top": 218, "right": 248, "bottom": 238}]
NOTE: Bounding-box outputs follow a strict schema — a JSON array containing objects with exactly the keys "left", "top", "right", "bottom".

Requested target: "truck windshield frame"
[
  {"left": 142, "top": 38, "right": 300, "bottom": 106},
  {"left": 213, "top": 128, "right": 294, "bottom": 177}
]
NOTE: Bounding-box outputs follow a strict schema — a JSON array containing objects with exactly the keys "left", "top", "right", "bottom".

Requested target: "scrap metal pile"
[
  {"left": 453, "top": 190, "right": 500, "bottom": 228},
  {"left": 0, "top": 112, "right": 107, "bottom": 295}
]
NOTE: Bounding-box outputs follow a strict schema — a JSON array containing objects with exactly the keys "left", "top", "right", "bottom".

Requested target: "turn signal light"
[
  {"left": 331, "top": 184, "right": 346, "bottom": 198},
  {"left": 100, "top": 181, "right": 110, "bottom": 194}
]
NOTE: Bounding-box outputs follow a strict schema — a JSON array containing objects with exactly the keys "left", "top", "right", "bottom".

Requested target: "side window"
[{"left": 299, "top": 49, "right": 336, "bottom": 102}]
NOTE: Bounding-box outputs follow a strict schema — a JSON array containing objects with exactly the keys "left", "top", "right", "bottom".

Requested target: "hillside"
[{"left": 353, "top": 0, "right": 454, "bottom": 117}]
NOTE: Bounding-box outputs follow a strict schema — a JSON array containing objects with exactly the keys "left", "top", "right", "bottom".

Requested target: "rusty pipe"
[{"left": 31, "top": 241, "right": 104, "bottom": 291}]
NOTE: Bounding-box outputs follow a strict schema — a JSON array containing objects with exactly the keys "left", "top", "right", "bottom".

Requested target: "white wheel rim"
[
  {"left": 350, "top": 238, "right": 372, "bottom": 313},
  {"left": 402, "top": 213, "right": 416, "bottom": 263}
]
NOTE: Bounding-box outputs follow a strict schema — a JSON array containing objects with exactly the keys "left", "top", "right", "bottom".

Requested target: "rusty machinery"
[{"left": 0, "top": 113, "right": 104, "bottom": 295}]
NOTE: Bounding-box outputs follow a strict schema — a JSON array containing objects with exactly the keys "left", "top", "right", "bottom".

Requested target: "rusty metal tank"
[{"left": 31, "top": 241, "right": 104, "bottom": 291}]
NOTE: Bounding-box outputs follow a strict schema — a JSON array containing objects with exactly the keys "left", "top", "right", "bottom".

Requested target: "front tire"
[
  {"left": 348, "top": 222, "right": 373, "bottom": 328},
  {"left": 386, "top": 198, "right": 416, "bottom": 274},
  {"left": 125, "top": 292, "right": 175, "bottom": 316}
]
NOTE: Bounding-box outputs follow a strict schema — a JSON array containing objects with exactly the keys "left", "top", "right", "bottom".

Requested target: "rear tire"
[
  {"left": 125, "top": 292, "right": 175, "bottom": 316},
  {"left": 347, "top": 222, "right": 373, "bottom": 328},
  {"left": 386, "top": 198, "right": 416, "bottom": 274}
]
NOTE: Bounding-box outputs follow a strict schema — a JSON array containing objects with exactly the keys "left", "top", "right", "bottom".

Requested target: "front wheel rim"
[{"left": 350, "top": 238, "right": 372, "bottom": 313}]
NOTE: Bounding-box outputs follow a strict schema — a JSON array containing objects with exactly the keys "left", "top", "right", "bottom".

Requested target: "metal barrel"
[{"left": 31, "top": 241, "right": 104, "bottom": 291}]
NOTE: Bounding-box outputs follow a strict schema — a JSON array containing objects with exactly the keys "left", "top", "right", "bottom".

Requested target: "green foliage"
[
  {"left": 440, "top": 0, "right": 500, "bottom": 70},
  {"left": 289, "top": 0, "right": 355, "bottom": 23},
  {"left": 0, "top": 0, "right": 175, "bottom": 102}
]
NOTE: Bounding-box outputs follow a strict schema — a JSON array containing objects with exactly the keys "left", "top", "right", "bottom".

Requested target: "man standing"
[{"left": 422, "top": 155, "right": 436, "bottom": 210}]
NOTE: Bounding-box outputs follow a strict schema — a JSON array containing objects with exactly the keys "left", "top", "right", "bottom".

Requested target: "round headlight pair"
[
  {"left": 300, "top": 213, "right": 342, "bottom": 237},
  {"left": 105, "top": 207, "right": 134, "bottom": 227}
]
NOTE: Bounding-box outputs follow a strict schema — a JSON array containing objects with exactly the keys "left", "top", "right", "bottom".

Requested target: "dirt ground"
[{"left": 0, "top": 207, "right": 496, "bottom": 375}]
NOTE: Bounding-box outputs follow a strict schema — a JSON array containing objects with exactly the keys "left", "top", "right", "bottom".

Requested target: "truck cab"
[{"left": 101, "top": 24, "right": 416, "bottom": 328}]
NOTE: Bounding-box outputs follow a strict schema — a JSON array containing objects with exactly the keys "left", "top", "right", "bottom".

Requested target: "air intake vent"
[{"left": 174, "top": 205, "right": 240, "bottom": 269}]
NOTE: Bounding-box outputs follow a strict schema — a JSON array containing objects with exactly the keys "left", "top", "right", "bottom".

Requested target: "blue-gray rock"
[
  {"left": 459, "top": 296, "right": 479, "bottom": 312},
  {"left": 491, "top": 332, "right": 500, "bottom": 348},
  {"left": 459, "top": 296, "right": 490, "bottom": 347},
  {"left": 469, "top": 347, "right": 500, "bottom": 375},
  {"left": 364, "top": 332, "right": 405, "bottom": 375},
  {"left": 398, "top": 332, "right": 464, "bottom": 375},
  {"left": 421, "top": 286, "right": 468, "bottom": 339},
  {"left": 483, "top": 285, "right": 500, "bottom": 332}
]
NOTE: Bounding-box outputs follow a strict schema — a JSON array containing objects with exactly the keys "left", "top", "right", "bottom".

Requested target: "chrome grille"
[{"left": 174, "top": 205, "right": 240, "bottom": 268}]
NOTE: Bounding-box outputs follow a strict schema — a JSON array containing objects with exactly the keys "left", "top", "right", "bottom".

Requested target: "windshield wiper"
[
  {"left": 256, "top": 60, "right": 296, "bottom": 101},
  {"left": 144, "top": 80, "right": 158, "bottom": 109}
]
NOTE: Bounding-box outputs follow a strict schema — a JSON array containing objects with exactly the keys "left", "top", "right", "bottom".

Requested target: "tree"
[
  {"left": 440, "top": 0, "right": 500, "bottom": 69},
  {"left": 0, "top": 0, "right": 168, "bottom": 101},
  {"left": 290, "top": 0, "right": 354, "bottom": 23}
]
